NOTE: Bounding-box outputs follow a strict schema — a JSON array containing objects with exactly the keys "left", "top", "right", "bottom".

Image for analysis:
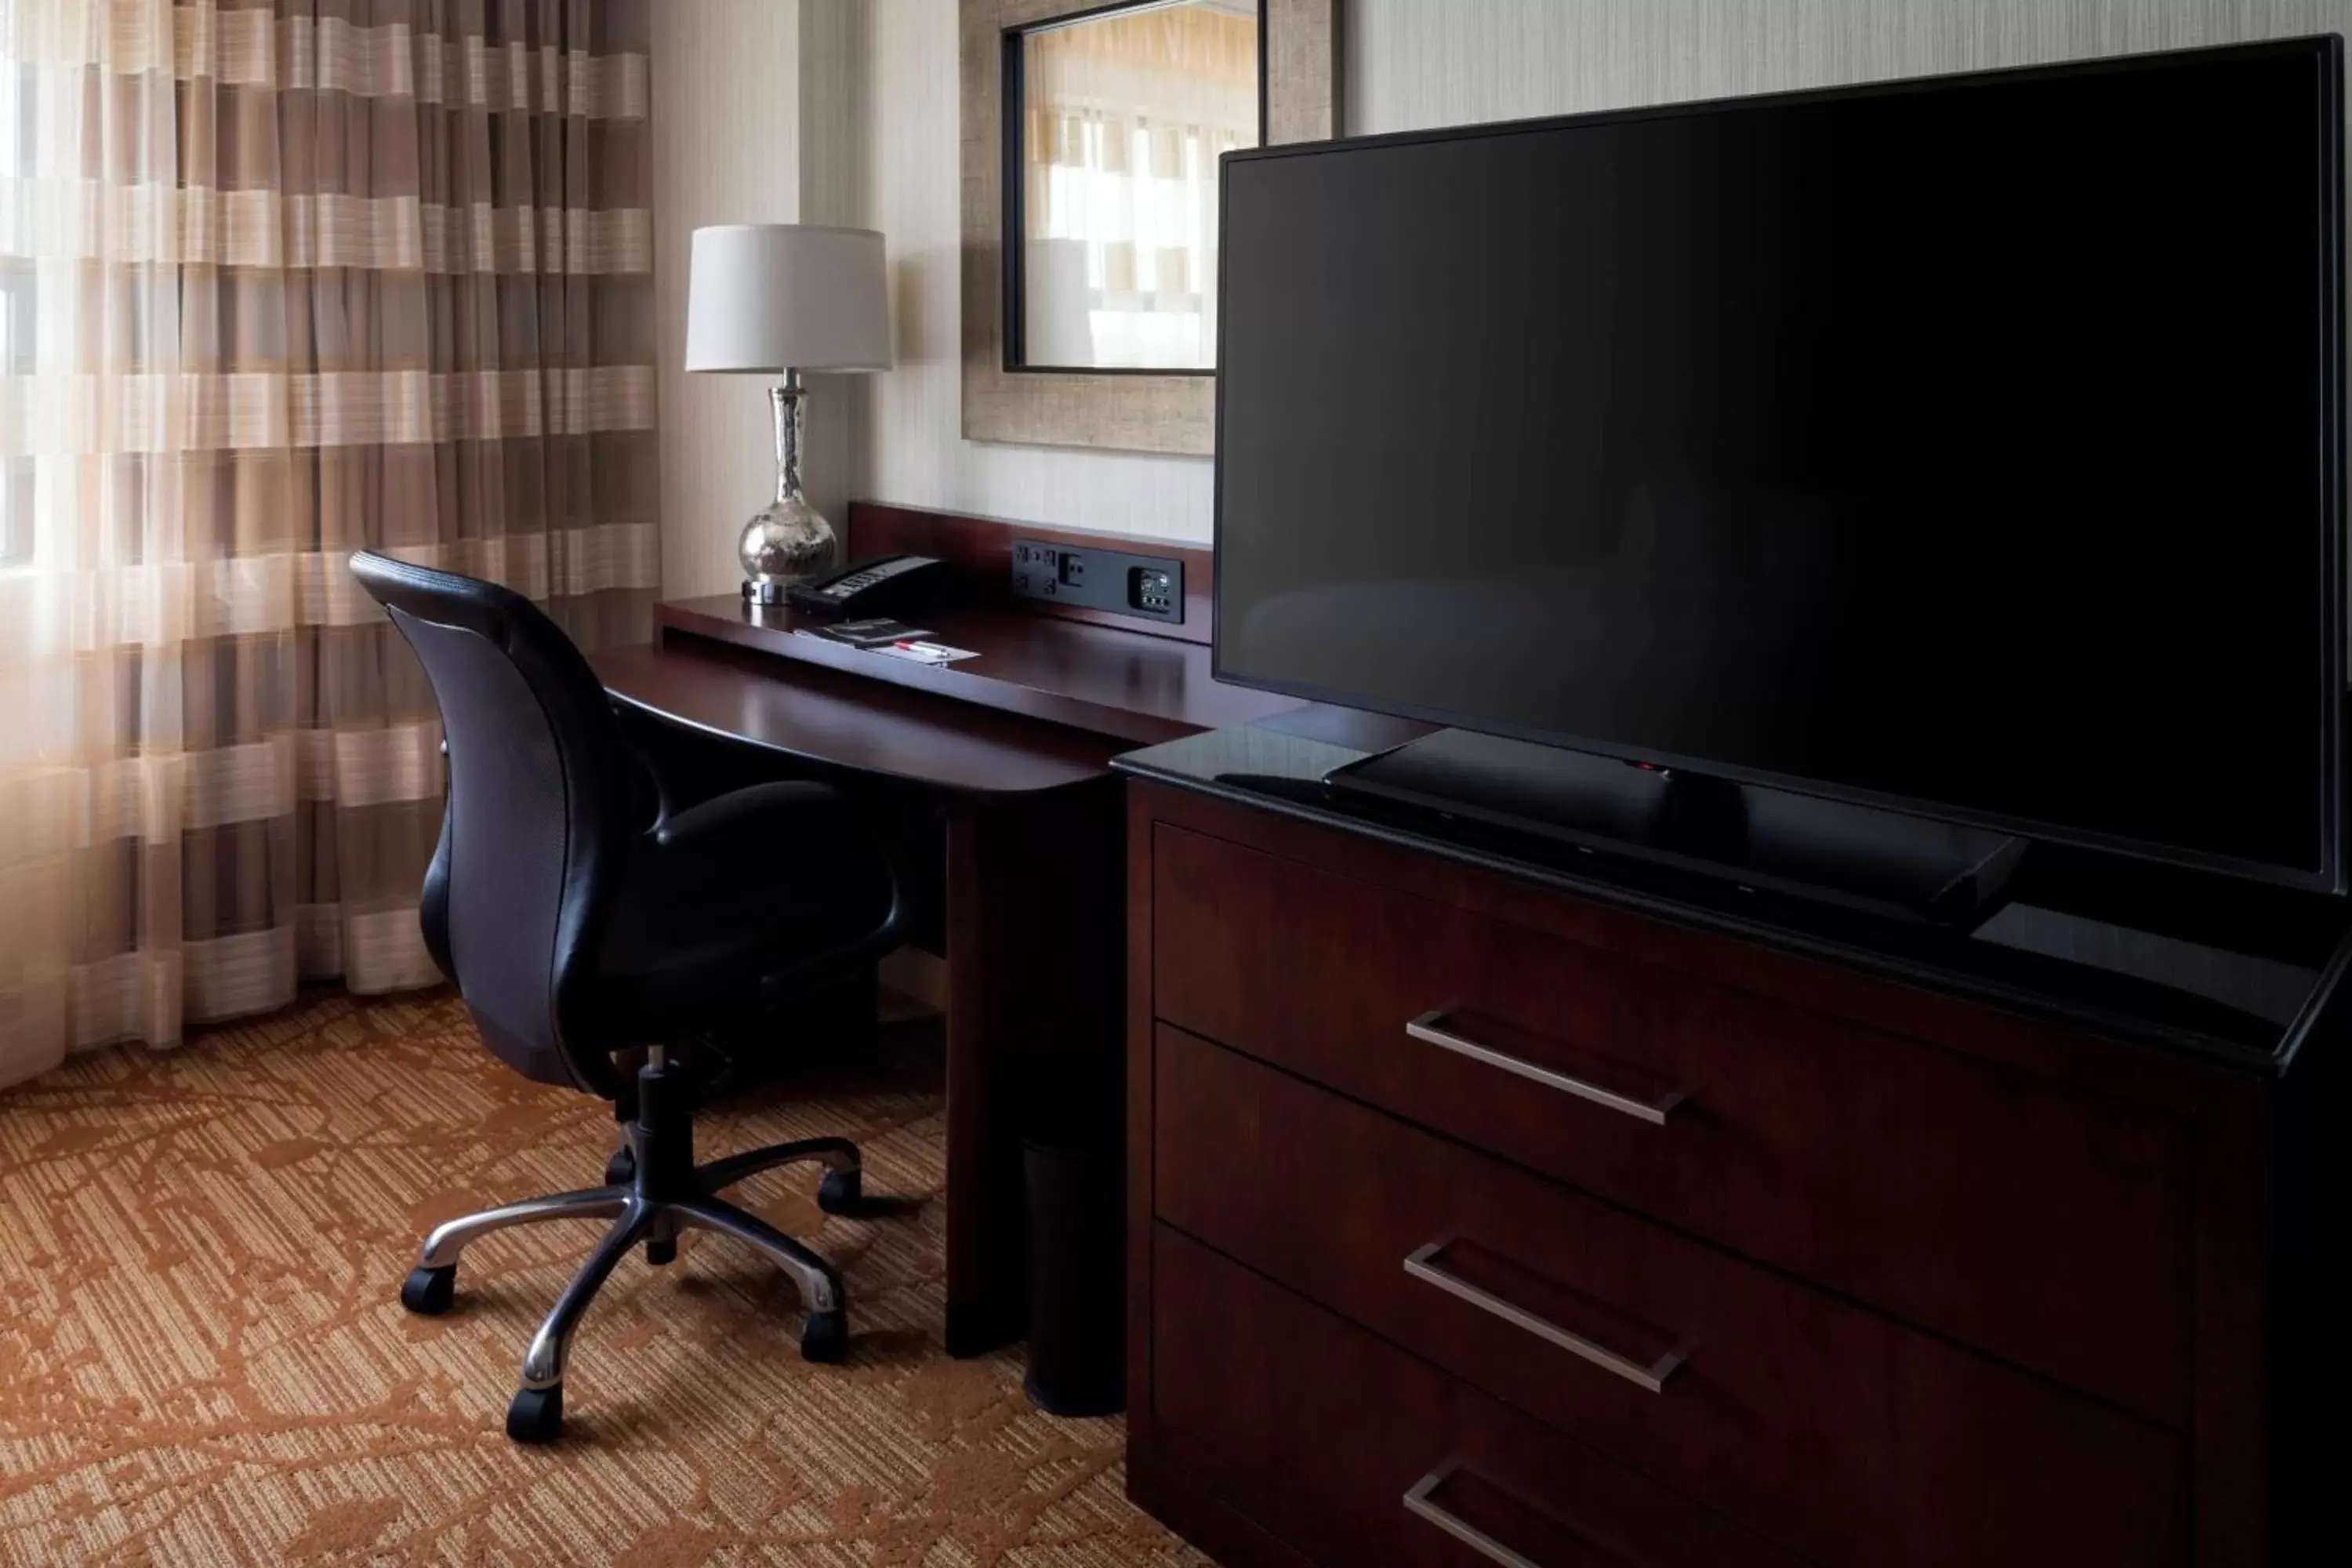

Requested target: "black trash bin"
[{"left": 1022, "top": 1128, "right": 1124, "bottom": 1416}]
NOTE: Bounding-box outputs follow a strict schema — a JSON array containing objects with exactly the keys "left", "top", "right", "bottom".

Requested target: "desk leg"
[{"left": 941, "top": 782, "right": 1123, "bottom": 1359}]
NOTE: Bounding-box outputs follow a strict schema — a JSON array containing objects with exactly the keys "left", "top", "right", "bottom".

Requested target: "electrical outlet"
[
  {"left": 1129, "top": 565, "right": 1176, "bottom": 615},
  {"left": 1011, "top": 540, "right": 1183, "bottom": 624}
]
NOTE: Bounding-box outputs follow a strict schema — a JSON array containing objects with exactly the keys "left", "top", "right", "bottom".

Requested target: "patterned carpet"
[{"left": 0, "top": 991, "right": 1203, "bottom": 1566}]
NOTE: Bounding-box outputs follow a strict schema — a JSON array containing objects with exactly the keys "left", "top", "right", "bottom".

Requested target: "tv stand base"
[{"left": 1324, "top": 728, "right": 2024, "bottom": 926}]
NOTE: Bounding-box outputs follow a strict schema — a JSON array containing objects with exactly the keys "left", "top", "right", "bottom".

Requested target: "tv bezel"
[{"left": 1210, "top": 34, "right": 2349, "bottom": 896}]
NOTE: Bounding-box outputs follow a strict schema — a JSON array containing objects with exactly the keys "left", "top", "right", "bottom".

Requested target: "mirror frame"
[{"left": 960, "top": 0, "right": 1341, "bottom": 456}]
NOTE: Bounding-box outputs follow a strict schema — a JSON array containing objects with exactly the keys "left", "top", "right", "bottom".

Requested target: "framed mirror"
[{"left": 961, "top": 0, "right": 1339, "bottom": 455}]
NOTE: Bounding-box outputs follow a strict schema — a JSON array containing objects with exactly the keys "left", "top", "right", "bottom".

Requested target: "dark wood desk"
[
  {"left": 592, "top": 505, "right": 1296, "bottom": 1357},
  {"left": 652, "top": 593, "right": 1295, "bottom": 745},
  {"left": 595, "top": 639, "right": 1122, "bottom": 795}
]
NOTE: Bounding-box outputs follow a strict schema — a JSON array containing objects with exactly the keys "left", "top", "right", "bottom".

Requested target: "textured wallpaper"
[{"left": 683, "top": 0, "right": 2352, "bottom": 558}]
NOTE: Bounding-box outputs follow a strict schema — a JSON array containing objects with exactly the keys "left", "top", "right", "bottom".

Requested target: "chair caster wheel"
[
  {"left": 800, "top": 1308, "right": 848, "bottom": 1363},
  {"left": 400, "top": 1265, "right": 455, "bottom": 1316},
  {"left": 644, "top": 1236, "right": 677, "bottom": 1266},
  {"left": 506, "top": 1384, "right": 563, "bottom": 1443},
  {"left": 605, "top": 1146, "right": 635, "bottom": 1185},
  {"left": 816, "top": 1169, "right": 863, "bottom": 1216}
]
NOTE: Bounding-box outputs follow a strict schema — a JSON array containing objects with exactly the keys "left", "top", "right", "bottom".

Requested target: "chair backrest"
[{"left": 349, "top": 551, "right": 633, "bottom": 1098}]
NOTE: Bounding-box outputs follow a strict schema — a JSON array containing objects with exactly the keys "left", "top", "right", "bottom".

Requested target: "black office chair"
[{"left": 350, "top": 551, "right": 906, "bottom": 1443}]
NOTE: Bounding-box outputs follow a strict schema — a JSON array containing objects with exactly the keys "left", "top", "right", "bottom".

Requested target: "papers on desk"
[
  {"left": 793, "top": 628, "right": 980, "bottom": 666},
  {"left": 878, "top": 640, "right": 980, "bottom": 666},
  {"left": 797, "top": 616, "right": 929, "bottom": 648}
]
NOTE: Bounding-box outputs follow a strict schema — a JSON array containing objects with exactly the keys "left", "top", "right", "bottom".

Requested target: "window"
[
  {"left": 1, "top": 8, "right": 30, "bottom": 568},
  {"left": 0, "top": 258, "right": 30, "bottom": 568}
]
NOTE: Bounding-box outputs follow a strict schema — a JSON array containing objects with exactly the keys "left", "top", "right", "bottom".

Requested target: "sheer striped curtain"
[{"left": 0, "top": 0, "right": 658, "bottom": 1089}]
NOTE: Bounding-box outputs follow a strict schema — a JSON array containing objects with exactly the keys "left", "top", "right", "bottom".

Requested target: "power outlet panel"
[{"left": 1010, "top": 540, "right": 1185, "bottom": 625}]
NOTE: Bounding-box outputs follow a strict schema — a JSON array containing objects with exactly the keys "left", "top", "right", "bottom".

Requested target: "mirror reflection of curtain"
[
  {"left": 0, "top": 0, "right": 658, "bottom": 1091},
  {"left": 1022, "top": 1, "right": 1257, "bottom": 369}
]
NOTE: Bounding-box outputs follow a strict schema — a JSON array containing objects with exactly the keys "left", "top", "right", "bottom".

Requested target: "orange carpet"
[{"left": 0, "top": 990, "right": 1203, "bottom": 1566}]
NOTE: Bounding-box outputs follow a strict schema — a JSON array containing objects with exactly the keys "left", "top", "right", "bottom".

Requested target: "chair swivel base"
[{"left": 397, "top": 1058, "right": 869, "bottom": 1443}]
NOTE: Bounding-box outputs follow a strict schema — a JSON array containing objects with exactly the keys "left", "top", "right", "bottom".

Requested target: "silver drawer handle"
[
  {"left": 1406, "top": 1464, "right": 1631, "bottom": 1568},
  {"left": 1406, "top": 1010, "right": 1684, "bottom": 1125},
  {"left": 1405, "top": 1241, "right": 1683, "bottom": 1394}
]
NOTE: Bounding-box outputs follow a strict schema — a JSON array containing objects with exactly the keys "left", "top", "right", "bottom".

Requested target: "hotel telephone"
[{"left": 784, "top": 554, "right": 956, "bottom": 619}]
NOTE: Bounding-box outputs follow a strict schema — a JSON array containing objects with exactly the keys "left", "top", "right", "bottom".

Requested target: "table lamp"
[{"left": 684, "top": 223, "right": 892, "bottom": 603}]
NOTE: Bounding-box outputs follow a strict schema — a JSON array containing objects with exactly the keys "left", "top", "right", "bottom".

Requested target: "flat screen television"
[{"left": 1214, "top": 38, "right": 2347, "bottom": 895}]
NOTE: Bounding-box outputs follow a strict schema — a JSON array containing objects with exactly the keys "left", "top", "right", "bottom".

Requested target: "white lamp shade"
[{"left": 684, "top": 223, "right": 892, "bottom": 373}]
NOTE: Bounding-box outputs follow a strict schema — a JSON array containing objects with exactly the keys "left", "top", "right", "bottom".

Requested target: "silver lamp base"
[
  {"left": 739, "top": 492, "right": 837, "bottom": 602},
  {"left": 739, "top": 372, "right": 839, "bottom": 604},
  {"left": 743, "top": 579, "right": 793, "bottom": 606}
]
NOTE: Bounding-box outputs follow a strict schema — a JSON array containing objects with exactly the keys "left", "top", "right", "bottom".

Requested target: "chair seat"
[{"left": 594, "top": 785, "right": 895, "bottom": 1047}]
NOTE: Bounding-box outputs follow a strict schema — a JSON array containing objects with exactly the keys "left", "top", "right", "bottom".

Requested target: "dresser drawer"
[
  {"left": 1152, "top": 1225, "right": 1809, "bottom": 1568},
  {"left": 1150, "top": 822, "right": 2189, "bottom": 1422},
  {"left": 1154, "top": 1026, "right": 2187, "bottom": 1568}
]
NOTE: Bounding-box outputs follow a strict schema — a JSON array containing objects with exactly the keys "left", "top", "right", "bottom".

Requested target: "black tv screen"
[{"left": 1215, "top": 38, "right": 2347, "bottom": 891}]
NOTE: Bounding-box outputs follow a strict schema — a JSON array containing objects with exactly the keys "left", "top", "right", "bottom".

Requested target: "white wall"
[
  {"left": 1346, "top": 0, "right": 2352, "bottom": 133},
  {"left": 731, "top": 0, "right": 2352, "bottom": 556},
  {"left": 651, "top": 0, "right": 802, "bottom": 598}
]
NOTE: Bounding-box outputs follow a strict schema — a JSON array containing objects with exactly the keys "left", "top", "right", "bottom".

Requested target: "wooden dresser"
[{"left": 1119, "top": 727, "right": 2344, "bottom": 1568}]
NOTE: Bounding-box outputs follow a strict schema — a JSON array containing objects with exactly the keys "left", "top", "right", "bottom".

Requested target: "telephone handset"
[{"left": 784, "top": 554, "right": 956, "bottom": 619}]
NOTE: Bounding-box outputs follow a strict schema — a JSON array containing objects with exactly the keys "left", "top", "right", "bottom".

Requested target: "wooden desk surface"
[
  {"left": 598, "top": 515, "right": 1373, "bottom": 1359},
  {"left": 655, "top": 595, "right": 1299, "bottom": 747},
  {"left": 594, "top": 639, "right": 1124, "bottom": 797}
]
